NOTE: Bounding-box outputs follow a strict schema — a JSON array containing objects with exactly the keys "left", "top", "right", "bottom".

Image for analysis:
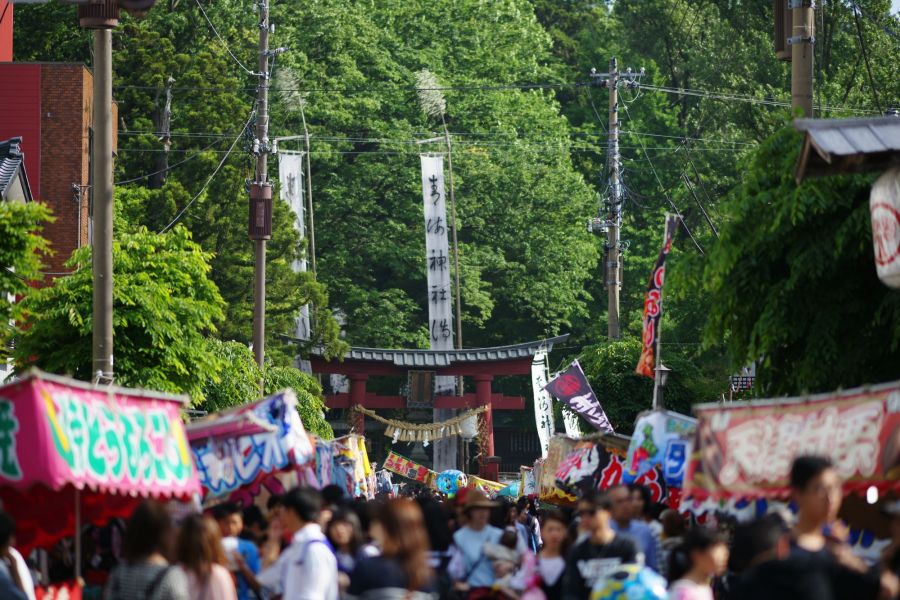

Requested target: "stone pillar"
[
  {"left": 349, "top": 374, "right": 368, "bottom": 435},
  {"left": 474, "top": 374, "right": 498, "bottom": 481}
]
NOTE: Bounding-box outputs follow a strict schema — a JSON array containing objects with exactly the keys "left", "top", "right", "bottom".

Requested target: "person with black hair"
[
  {"left": 256, "top": 487, "right": 338, "bottom": 600},
  {"left": 105, "top": 500, "right": 189, "bottom": 600},
  {"left": 212, "top": 502, "right": 260, "bottom": 600},
  {"left": 0, "top": 510, "right": 29, "bottom": 600},
  {"left": 666, "top": 527, "right": 728, "bottom": 600},
  {"left": 533, "top": 509, "right": 571, "bottom": 596},
  {"left": 562, "top": 491, "right": 639, "bottom": 600},
  {"left": 326, "top": 508, "right": 365, "bottom": 594}
]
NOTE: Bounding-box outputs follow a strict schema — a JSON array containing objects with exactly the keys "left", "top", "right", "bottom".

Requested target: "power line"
[
  {"left": 115, "top": 138, "right": 225, "bottom": 185},
  {"left": 158, "top": 109, "right": 256, "bottom": 234},
  {"left": 641, "top": 83, "right": 880, "bottom": 114},
  {"left": 851, "top": 3, "right": 883, "bottom": 114},
  {"left": 193, "top": 0, "right": 257, "bottom": 77},
  {"left": 621, "top": 102, "right": 704, "bottom": 254}
]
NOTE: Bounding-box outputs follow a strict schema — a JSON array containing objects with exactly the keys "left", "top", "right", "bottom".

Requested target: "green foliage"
[
  {"left": 13, "top": 226, "right": 225, "bottom": 401},
  {"left": 0, "top": 202, "right": 53, "bottom": 360},
  {"left": 700, "top": 124, "right": 900, "bottom": 395},
  {"left": 201, "top": 338, "right": 333, "bottom": 438},
  {"left": 578, "top": 339, "right": 720, "bottom": 433}
]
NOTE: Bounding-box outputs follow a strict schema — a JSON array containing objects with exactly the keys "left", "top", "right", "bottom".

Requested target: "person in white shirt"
[{"left": 257, "top": 487, "right": 338, "bottom": 600}]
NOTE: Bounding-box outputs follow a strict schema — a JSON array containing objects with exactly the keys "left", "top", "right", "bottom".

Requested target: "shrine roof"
[{"left": 307, "top": 334, "right": 569, "bottom": 368}]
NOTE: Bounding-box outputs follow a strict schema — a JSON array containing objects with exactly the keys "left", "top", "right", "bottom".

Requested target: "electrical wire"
[
  {"left": 114, "top": 138, "right": 226, "bottom": 185},
  {"left": 158, "top": 109, "right": 256, "bottom": 234},
  {"left": 193, "top": 0, "right": 257, "bottom": 77},
  {"left": 851, "top": 3, "right": 884, "bottom": 114},
  {"left": 621, "top": 103, "right": 704, "bottom": 254}
]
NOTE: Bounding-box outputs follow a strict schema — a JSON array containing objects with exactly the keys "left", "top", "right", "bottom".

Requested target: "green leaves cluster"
[{"left": 0, "top": 201, "right": 53, "bottom": 360}]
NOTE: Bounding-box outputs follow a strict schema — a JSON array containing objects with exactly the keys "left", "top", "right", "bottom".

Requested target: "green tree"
[
  {"left": 701, "top": 125, "right": 900, "bottom": 394},
  {"left": 0, "top": 202, "right": 53, "bottom": 360},
  {"left": 201, "top": 338, "right": 333, "bottom": 438},
  {"left": 14, "top": 226, "right": 225, "bottom": 401}
]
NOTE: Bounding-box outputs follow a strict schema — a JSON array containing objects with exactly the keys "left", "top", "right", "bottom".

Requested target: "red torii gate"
[{"left": 309, "top": 335, "right": 568, "bottom": 481}]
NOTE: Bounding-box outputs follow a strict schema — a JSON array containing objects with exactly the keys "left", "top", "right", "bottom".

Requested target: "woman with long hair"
[
  {"left": 348, "top": 499, "right": 434, "bottom": 599},
  {"left": 175, "top": 514, "right": 237, "bottom": 600},
  {"left": 667, "top": 527, "right": 729, "bottom": 600},
  {"left": 326, "top": 508, "right": 366, "bottom": 595},
  {"left": 105, "top": 501, "right": 189, "bottom": 600}
]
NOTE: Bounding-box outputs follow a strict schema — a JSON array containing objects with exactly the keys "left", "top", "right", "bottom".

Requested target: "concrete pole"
[
  {"left": 91, "top": 28, "right": 114, "bottom": 382},
  {"left": 252, "top": 0, "right": 270, "bottom": 371},
  {"left": 791, "top": 0, "right": 815, "bottom": 116},
  {"left": 607, "top": 57, "right": 621, "bottom": 339}
]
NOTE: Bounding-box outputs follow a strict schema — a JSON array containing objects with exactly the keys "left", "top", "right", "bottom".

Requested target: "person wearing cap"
[
  {"left": 448, "top": 488, "right": 504, "bottom": 597},
  {"left": 561, "top": 490, "right": 638, "bottom": 600}
]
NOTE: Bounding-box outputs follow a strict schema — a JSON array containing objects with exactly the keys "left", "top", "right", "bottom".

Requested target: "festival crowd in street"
[{"left": 2, "top": 455, "right": 900, "bottom": 600}]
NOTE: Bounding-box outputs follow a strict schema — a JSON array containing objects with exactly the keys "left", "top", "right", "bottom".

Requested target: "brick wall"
[
  {"left": 40, "top": 64, "right": 88, "bottom": 274},
  {"left": 0, "top": 64, "right": 41, "bottom": 199}
]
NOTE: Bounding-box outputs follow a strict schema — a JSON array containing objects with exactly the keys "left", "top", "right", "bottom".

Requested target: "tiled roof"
[
  {"left": 0, "top": 137, "right": 31, "bottom": 200},
  {"left": 794, "top": 116, "right": 900, "bottom": 181},
  {"left": 308, "top": 334, "right": 569, "bottom": 367}
]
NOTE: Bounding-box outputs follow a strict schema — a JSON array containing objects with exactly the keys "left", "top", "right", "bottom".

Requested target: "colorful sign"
[
  {"left": 188, "top": 390, "right": 314, "bottom": 499},
  {"left": 684, "top": 381, "right": 900, "bottom": 499},
  {"left": 520, "top": 466, "right": 536, "bottom": 497},
  {"left": 0, "top": 372, "right": 197, "bottom": 496},
  {"left": 36, "top": 581, "right": 82, "bottom": 600},
  {"left": 624, "top": 411, "right": 696, "bottom": 487},
  {"left": 554, "top": 440, "right": 668, "bottom": 504},
  {"left": 636, "top": 216, "right": 678, "bottom": 377},
  {"left": 383, "top": 450, "right": 432, "bottom": 484},
  {"left": 544, "top": 361, "right": 613, "bottom": 433}
]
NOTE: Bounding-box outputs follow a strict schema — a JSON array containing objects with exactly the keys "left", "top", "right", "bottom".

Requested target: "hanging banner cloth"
[
  {"left": 623, "top": 410, "right": 696, "bottom": 487},
  {"left": 0, "top": 370, "right": 200, "bottom": 553},
  {"left": 636, "top": 216, "right": 678, "bottom": 377},
  {"left": 531, "top": 348, "right": 555, "bottom": 458},
  {"left": 544, "top": 360, "right": 614, "bottom": 433},
  {"left": 351, "top": 405, "right": 487, "bottom": 444},
  {"left": 383, "top": 450, "right": 434, "bottom": 485},
  {"left": 468, "top": 475, "right": 506, "bottom": 494},
  {"left": 684, "top": 380, "right": 900, "bottom": 500},
  {"left": 187, "top": 389, "right": 315, "bottom": 500}
]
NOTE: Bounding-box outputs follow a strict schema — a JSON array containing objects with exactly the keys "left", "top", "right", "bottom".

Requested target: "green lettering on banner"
[
  {"left": 0, "top": 400, "right": 22, "bottom": 480},
  {"left": 87, "top": 402, "right": 106, "bottom": 478}
]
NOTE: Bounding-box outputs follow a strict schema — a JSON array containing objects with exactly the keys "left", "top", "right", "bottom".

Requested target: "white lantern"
[{"left": 870, "top": 167, "right": 900, "bottom": 288}]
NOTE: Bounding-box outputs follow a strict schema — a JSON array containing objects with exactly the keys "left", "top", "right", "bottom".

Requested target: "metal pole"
[
  {"left": 442, "top": 115, "right": 464, "bottom": 396},
  {"left": 607, "top": 57, "right": 621, "bottom": 339},
  {"left": 790, "top": 0, "right": 814, "bottom": 116},
  {"left": 91, "top": 28, "right": 114, "bottom": 382},
  {"left": 252, "top": 0, "right": 270, "bottom": 371},
  {"left": 300, "top": 105, "right": 316, "bottom": 276}
]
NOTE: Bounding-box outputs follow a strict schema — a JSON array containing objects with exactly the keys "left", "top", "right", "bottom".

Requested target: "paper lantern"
[
  {"left": 871, "top": 167, "right": 900, "bottom": 288},
  {"left": 460, "top": 414, "right": 478, "bottom": 440}
]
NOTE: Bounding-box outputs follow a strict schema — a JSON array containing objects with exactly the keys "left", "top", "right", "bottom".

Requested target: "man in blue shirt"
[
  {"left": 214, "top": 503, "right": 261, "bottom": 600},
  {"left": 607, "top": 484, "right": 659, "bottom": 572}
]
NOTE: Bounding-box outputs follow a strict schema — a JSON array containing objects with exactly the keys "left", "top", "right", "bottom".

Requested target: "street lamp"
[{"left": 653, "top": 363, "right": 671, "bottom": 410}]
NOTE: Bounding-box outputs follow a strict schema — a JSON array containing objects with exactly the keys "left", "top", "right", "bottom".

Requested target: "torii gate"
[{"left": 309, "top": 335, "right": 568, "bottom": 481}]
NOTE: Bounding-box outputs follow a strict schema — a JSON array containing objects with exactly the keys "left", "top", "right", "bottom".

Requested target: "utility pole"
[
  {"left": 790, "top": 0, "right": 815, "bottom": 116},
  {"left": 248, "top": 0, "right": 272, "bottom": 374},
  {"left": 589, "top": 59, "right": 643, "bottom": 340}
]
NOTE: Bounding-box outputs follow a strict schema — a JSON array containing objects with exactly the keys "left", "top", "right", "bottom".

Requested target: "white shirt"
[
  {"left": 10, "top": 549, "right": 35, "bottom": 600},
  {"left": 258, "top": 523, "right": 338, "bottom": 600}
]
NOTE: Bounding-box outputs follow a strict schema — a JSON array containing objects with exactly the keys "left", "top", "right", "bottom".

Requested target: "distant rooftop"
[
  {"left": 0, "top": 137, "right": 32, "bottom": 201},
  {"left": 794, "top": 116, "right": 900, "bottom": 182},
  {"left": 306, "top": 334, "right": 569, "bottom": 368}
]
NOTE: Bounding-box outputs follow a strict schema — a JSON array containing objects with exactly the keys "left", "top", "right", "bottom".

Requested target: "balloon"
[
  {"left": 590, "top": 565, "right": 667, "bottom": 600},
  {"left": 436, "top": 470, "right": 468, "bottom": 497}
]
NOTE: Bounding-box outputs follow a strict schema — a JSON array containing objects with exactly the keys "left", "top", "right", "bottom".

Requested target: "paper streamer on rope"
[
  {"left": 531, "top": 348, "right": 555, "bottom": 458},
  {"left": 351, "top": 405, "right": 487, "bottom": 443}
]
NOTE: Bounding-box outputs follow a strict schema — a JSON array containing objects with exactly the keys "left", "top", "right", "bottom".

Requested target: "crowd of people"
[{"left": 2, "top": 455, "right": 900, "bottom": 599}]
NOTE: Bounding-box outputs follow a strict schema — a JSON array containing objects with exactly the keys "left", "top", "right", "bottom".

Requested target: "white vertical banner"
[
  {"left": 562, "top": 408, "right": 582, "bottom": 437},
  {"left": 279, "top": 152, "right": 310, "bottom": 341},
  {"left": 531, "top": 348, "right": 555, "bottom": 458},
  {"left": 421, "top": 154, "right": 457, "bottom": 471}
]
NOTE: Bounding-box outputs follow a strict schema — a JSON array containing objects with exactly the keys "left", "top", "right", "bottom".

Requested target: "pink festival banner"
[
  {"left": 0, "top": 371, "right": 200, "bottom": 552},
  {"left": 685, "top": 380, "right": 900, "bottom": 500}
]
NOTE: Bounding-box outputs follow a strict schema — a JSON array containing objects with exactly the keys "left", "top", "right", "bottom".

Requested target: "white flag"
[
  {"left": 531, "top": 349, "right": 555, "bottom": 458},
  {"left": 279, "top": 152, "right": 310, "bottom": 340}
]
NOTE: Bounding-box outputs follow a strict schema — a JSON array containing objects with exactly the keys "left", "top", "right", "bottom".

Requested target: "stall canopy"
[
  {"left": 187, "top": 389, "right": 315, "bottom": 500},
  {"left": 685, "top": 380, "right": 900, "bottom": 500},
  {"left": 0, "top": 371, "right": 200, "bottom": 553}
]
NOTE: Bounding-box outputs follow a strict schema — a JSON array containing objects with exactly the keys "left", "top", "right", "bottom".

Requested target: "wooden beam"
[{"left": 323, "top": 393, "right": 525, "bottom": 410}]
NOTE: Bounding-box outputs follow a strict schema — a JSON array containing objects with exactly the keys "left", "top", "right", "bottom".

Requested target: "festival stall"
[
  {"left": 0, "top": 370, "right": 200, "bottom": 594},
  {"left": 188, "top": 391, "right": 375, "bottom": 506}
]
